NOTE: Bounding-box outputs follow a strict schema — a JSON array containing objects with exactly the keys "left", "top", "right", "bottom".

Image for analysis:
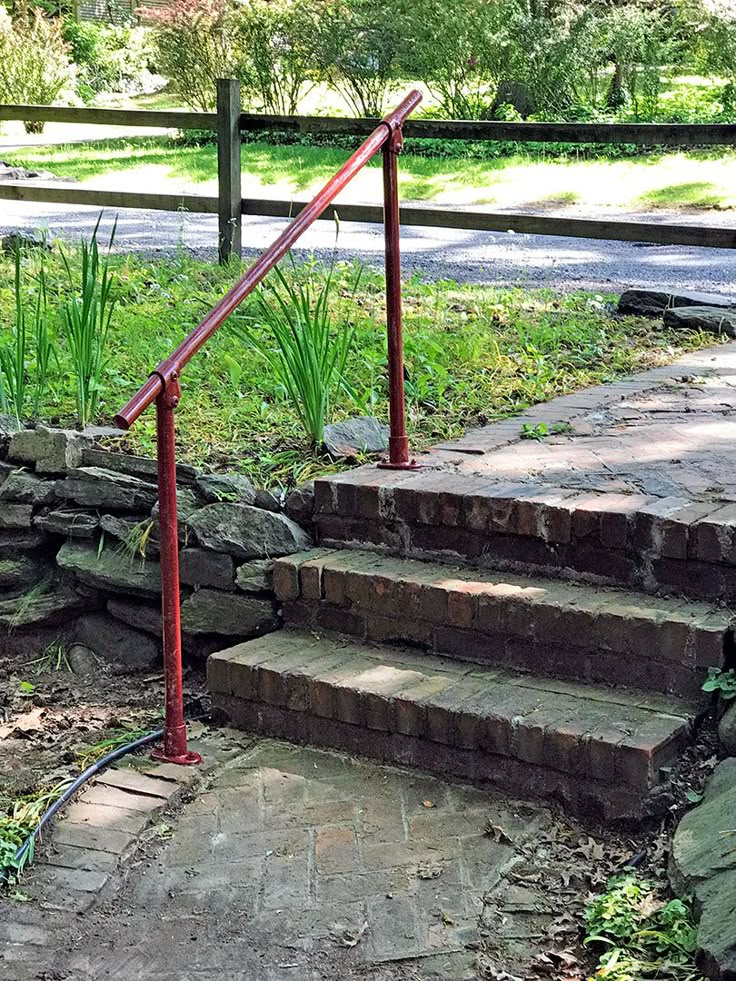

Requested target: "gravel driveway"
[{"left": 3, "top": 198, "right": 736, "bottom": 294}]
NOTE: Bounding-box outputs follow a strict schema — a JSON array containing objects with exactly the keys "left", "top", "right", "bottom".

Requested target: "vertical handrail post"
[
  {"left": 378, "top": 125, "right": 418, "bottom": 470},
  {"left": 151, "top": 376, "right": 201, "bottom": 766},
  {"left": 217, "top": 78, "right": 242, "bottom": 265}
]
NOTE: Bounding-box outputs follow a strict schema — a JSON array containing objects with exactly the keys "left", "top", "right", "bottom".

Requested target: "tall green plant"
[
  {"left": 230, "top": 255, "right": 361, "bottom": 446},
  {"left": 59, "top": 218, "right": 118, "bottom": 428},
  {"left": 0, "top": 244, "right": 52, "bottom": 424}
]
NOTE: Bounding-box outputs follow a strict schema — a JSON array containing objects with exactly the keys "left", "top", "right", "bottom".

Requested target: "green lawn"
[
  {"left": 8, "top": 135, "right": 736, "bottom": 211},
  {"left": 0, "top": 247, "right": 717, "bottom": 488}
]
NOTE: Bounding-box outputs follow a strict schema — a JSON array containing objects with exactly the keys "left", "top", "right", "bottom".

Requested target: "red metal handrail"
[{"left": 114, "top": 89, "right": 423, "bottom": 765}]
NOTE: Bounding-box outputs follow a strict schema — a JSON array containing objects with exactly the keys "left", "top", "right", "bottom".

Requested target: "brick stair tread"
[
  {"left": 313, "top": 466, "right": 736, "bottom": 604},
  {"left": 274, "top": 549, "right": 731, "bottom": 699},
  {"left": 208, "top": 628, "right": 695, "bottom": 800}
]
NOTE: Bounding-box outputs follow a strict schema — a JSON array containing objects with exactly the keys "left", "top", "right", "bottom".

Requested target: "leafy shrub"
[
  {"left": 585, "top": 875, "right": 702, "bottom": 981},
  {"left": 61, "top": 19, "right": 153, "bottom": 100},
  {"left": 0, "top": 8, "right": 73, "bottom": 132},
  {"left": 230, "top": 0, "right": 320, "bottom": 115},
  {"left": 315, "top": 0, "right": 409, "bottom": 116},
  {"left": 144, "top": 0, "right": 234, "bottom": 110}
]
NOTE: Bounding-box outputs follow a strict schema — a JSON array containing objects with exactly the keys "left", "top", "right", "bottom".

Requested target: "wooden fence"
[{"left": 2, "top": 79, "right": 736, "bottom": 263}]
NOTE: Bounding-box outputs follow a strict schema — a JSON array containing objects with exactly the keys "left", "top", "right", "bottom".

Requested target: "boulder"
[
  {"left": 663, "top": 305, "right": 736, "bottom": 337},
  {"left": 56, "top": 541, "right": 161, "bottom": 598},
  {"left": 179, "top": 548, "right": 235, "bottom": 590},
  {"left": 179, "top": 588, "right": 280, "bottom": 636},
  {"left": 323, "top": 417, "right": 389, "bottom": 458},
  {"left": 187, "top": 503, "right": 311, "bottom": 560},
  {"left": 107, "top": 597, "right": 162, "bottom": 636},
  {"left": 670, "top": 759, "right": 736, "bottom": 981},
  {"left": 285, "top": 482, "right": 315, "bottom": 529},
  {"left": 9, "top": 426, "right": 91, "bottom": 474},
  {"left": 0, "top": 470, "right": 56, "bottom": 506},
  {"left": 34, "top": 510, "right": 99, "bottom": 539},
  {"left": 73, "top": 612, "right": 159, "bottom": 672},
  {"left": 618, "top": 288, "right": 736, "bottom": 317},
  {"left": 718, "top": 702, "right": 736, "bottom": 756},
  {"left": 81, "top": 447, "right": 199, "bottom": 486},
  {"left": 0, "top": 504, "right": 33, "bottom": 529},
  {"left": 196, "top": 472, "right": 257, "bottom": 505},
  {"left": 67, "top": 644, "right": 100, "bottom": 676},
  {"left": 56, "top": 467, "right": 158, "bottom": 511},
  {"left": 0, "top": 415, "right": 21, "bottom": 455},
  {"left": 235, "top": 559, "right": 274, "bottom": 593}
]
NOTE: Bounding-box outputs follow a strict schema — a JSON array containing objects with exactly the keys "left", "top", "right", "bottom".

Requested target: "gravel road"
[{"left": 2, "top": 198, "right": 736, "bottom": 294}]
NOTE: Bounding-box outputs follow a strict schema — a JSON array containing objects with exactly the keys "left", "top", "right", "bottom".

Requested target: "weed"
[
  {"left": 584, "top": 874, "right": 704, "bottom": 981},
  {"left": 520, "top": 422, "right": 549, "bottom": 441},
  {"left": 116, "top": 519, "right": 155, "bottom": 562},
  {"left": 230, "top": 251, "right": 362, "bottom": 446},
  {"left": 8, "top": 581, "right": 50, "bottom": 630},
  {"left": 702, "top": 666, "right": 736, "bottom": 701},
  {"left": 0, "top": 782, "right": 72, "bottom": 883},
  {"left": 0, "top": 243, "right": 52, "bottom": 423},
  {"left": 75, "top": 727, "right": 147, "bottom": 770},
  {"left": 58, "top": 215, "right": 118, "bottom": 427},
  {"left": 27, "top": 641, "right": 71, "bottom": 674}
]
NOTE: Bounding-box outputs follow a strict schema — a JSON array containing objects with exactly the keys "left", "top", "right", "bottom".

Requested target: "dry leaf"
[{"left": 422, "top": 799, "right": 435, "bottom": 808}]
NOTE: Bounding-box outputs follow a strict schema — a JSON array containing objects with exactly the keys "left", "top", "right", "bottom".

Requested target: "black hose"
[{"left": 0, "top": 727, "right": 164, "bottom": 886}]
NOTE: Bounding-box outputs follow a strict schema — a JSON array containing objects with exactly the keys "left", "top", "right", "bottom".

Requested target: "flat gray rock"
[
  {"left": 179, "top": 588, "right": 279, "bottom": 635},
  {"left": 179, "top": 547, "right": 235, "bottom": 590},
  {"left": 34, "top": 510, "right": 99, "bottom": 539},
  {"left": 57, "top": 541, "right": 161, "bottom": 598},
  {"left": 57, "top": 467, "right": 158, "bottom": 511},
  {"left": 235, "top": 559, "right": 274, "bottom": 592},
  {"left": 618, "top": 288, "right": 736, "bottom": 316},
  {"left": 0, "top": 583, "right": 92, "bottom": 628},
  {"left": 663, "top": 305, "right": 736, "bottom": 337},
  {"left": 81, "top": 447, "right": 199, "bottom": 486},
  {"left": 324, "top": 417, "right": 389, "bottom": 457},
  {"left": 187, "top": 503, "right": 311, "bottom": 560},
  {"left": 0, "top": 470, "right": 56, "bottom": 506},
  {"left": 107, "top": 597, "right": 162, "bottom": 637},
  {"left": 196, "top": 473, "right": 256, "bottom": 505}
]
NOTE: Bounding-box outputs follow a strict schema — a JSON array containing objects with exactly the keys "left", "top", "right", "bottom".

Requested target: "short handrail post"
[
  {"left": 217, "top": 78, "right": 242, "bottom": 265},
  {"left": 379, "top": 124, "right": 418, "bottom": 470},
  {"left": 151, "top": 375, "right": 201, "bottom": 766}
]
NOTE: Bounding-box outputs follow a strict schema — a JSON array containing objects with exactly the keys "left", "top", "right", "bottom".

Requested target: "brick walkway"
[
  {"left": 1, "top": 731, "right": 596, "bottom": 981},
  {"left": 436, "top": 341, "right": 736, "bottom": 500}
]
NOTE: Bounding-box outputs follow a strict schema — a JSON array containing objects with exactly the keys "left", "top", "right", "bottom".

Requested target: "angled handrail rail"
[{"left": 114, "top": 89, "right": 423, "bottom": 766}]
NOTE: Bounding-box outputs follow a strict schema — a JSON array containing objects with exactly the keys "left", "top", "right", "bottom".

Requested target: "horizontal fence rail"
[{"left": 2, "top": 89, "right": 736, "bottom": 259}]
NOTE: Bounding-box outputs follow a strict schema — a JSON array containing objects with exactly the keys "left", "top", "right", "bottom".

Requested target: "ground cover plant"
[{"left": 0, "top": 239, "right": 719, "bottom": 488}]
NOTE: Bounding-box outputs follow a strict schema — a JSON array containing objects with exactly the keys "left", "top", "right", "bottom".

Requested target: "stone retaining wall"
[{"left": 0, "top": 423, "right": 314, "bottom": 671}]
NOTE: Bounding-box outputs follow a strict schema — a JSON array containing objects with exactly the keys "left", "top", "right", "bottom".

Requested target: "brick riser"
[
  {"left": 274, "top": 550, "right": 730, "bottom": 702},
  {"left": 313, "top": 469, "right": 736, "bottom": 605},
  {"left": 208, "top": 630, "right": 694, "bottom": 823}
]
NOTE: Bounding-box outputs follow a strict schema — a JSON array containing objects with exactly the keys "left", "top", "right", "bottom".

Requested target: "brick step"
[
  {"left": 274, "top": 549, "right": 732, "bottom": 701},
  {"left": 313, "top": 467, "right": 736, "bottom": 604},
  {"left": 208, "top": 628, "right": 698, "bottom": 822}
]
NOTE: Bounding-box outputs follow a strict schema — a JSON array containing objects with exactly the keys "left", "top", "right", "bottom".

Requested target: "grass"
[
  {"left": 0, "top": 246, "right": 720, "bottom": 488},
  {"left": 7, "top": 136, "right": 736, "bottom": 212}
]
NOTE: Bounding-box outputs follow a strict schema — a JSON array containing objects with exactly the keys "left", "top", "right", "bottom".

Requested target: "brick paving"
[{"left": 0, "top": 732, "right": 579, "bottom": 981}]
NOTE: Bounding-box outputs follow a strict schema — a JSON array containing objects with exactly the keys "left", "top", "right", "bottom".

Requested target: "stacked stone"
[{"left": 0, "top": 421, "right": 313, "bottom": 672}]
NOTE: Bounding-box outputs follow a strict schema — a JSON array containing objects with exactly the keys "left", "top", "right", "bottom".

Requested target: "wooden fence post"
[{"left": 216, "top": 78, "right": 242, "bottom": 265}]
